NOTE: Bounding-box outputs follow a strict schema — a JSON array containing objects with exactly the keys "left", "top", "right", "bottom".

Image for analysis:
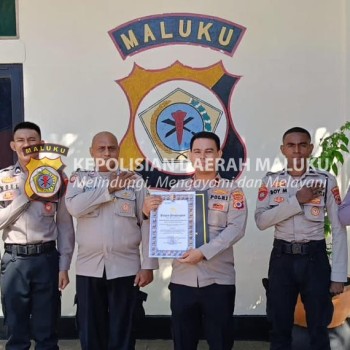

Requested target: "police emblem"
[
  {"left": 109, "top": 14, "right": 246, "bottom": 189},
  {"left": 25, "top": 157, "right": 64, "bottom": 200},
  {"left": 23, "top": 143, "right": 69, "bottom": 200},
  {"left": 117, "top": 62, "right": 246, "bottom": 188}
]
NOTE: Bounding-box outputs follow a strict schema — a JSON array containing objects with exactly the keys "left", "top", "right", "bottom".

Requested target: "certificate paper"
[{"left": 149, "top": 191, "right": 196, "bottom": 258}]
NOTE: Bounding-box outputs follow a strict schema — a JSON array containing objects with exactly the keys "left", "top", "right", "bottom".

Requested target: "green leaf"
[
  {"left": 334, "top": 150, "right": 344, "bottom": 164},
  {"left": 340, "top": 144, "right": 349, "bottom": 153},
  {"left": 331, "top": 163, "right": 338, "bottom": 175},
  {"left": 339, "top": 134, "right": 349, "bottom": 145},
  {"left": 320, "top": 157, "right": 328, "bottom": 171}
]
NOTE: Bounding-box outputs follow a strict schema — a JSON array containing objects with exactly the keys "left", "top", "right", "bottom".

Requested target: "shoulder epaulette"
[
  {"left": 265, "top": 170, "right": 283, "bottom": 177},
  {"left": 131, "top": 171, "right": 143, "bottom": 179},
  {"left": 309, "top": 168, "right": 330, "bottom": 178},
  {"left": 0, "top": 165, "right": 16, "bottom": 174},
  {"left": 74, "top": 169, "right": 92, "bottom": 174}
]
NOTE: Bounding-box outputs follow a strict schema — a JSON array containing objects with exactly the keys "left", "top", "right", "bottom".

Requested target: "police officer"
[
  {"left": 0, "top": 121, "right": 75, "bottom": 350},
  {"left": 65, "top": 131, "right": 158, "bottom": 350},
  {"left": 255, "top": 127, "right": 348, "bottom": 350},
  {"left": 339, "top": 185, "right": 350, "bottom": 225},
  {"left": 144, "top": 131, "right": 247, "bottom": 350}
]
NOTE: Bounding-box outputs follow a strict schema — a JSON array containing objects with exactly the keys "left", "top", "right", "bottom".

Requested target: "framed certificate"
[
  {"left": 195, "top": 191, "right": 209, "bottom": 248},
  {"left": 149, "top": 191, "right": 196, "bottom": 258}
]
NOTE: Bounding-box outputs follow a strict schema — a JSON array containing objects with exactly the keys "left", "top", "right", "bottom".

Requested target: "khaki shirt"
[
  {"left": 65, "top": 170, "right": 158, "bottom": 279},
  {"left": 0, "top": 163, "right": 75, "bottom": 271},
  {"left": 169, "top": 177, "right": 247, "bottom": 288},
  {"left": 255, "top": 168, "right": 348, "bottom": 282},
  {"left": 339, "top": 185, "right": 350, "bottom": 225}
]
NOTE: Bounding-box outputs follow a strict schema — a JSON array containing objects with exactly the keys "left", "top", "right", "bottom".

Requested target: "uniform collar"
[
  {"left": 283, "top": 167, "right": 317, "bottom": 179},
  {"left": 14, "top": 162, "right": 22, "bottom": 175},
  {"left": 190, "top": 173, "right": 222, "bottom": 189}
]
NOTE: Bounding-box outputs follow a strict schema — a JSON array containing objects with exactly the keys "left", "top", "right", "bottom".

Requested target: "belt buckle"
[
  {"left": 18, "top": 245, "right": 28, "bottom": 255},
  {"left": 28, "top": 245, "right": 38, "bottom": 255},
  {"left": 291, "top": 243, "right": 302, "bottom": 254}
]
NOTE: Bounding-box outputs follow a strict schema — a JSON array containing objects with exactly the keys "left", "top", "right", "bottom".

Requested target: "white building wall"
[{"left": 0, "top": 0, "right": 349, "bottom": 316}]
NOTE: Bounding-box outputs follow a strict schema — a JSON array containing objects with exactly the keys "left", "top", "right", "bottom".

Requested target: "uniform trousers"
[
  {"left": 76, "top": 274, "right": 138, "bottom": 350},
  {"left": 169, "top": 282, "right": 236, "bottom": 350},
  {"left": 0, "top": 250, "right": 60, "bottom": 350},
  {"left": 268, "top": 239, "right": 333, "bottom": 350}
]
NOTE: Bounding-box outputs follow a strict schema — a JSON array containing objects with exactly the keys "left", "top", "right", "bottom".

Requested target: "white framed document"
[{"left": 149, "top": 191, "right": 196, "bottom": 258}]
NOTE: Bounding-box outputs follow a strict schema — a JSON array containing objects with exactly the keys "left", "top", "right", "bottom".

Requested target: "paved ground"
[
  {"left": 0, "top": 340, "right": 269, "bottom": 349},
  {"left": 0, "top": 322, "right": 349, "bottom": 349}
]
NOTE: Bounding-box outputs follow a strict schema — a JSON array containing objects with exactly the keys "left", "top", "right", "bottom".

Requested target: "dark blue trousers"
[
  {"left": 0, "top": 250, "right": 60, "bottom": 350},
  {"left": 76, "top": 274, "right": 138, "bottom": 350},
  {"left": 169, "top": 283, "right": 236, "bottom": 350},
  {"left": 268, "top": 239, "right": 333, "bottom": 350}
]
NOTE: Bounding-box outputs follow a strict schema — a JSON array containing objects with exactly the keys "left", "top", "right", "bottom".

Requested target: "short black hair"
[
  {"left": 282, "top": 127, "right": 311, "bottom": 142},
  {"left": 190, "top": 131, "right": 220, "bottom": 151},
  {"left": 13, "top": 121, "right": 41, "bottom": 138}
]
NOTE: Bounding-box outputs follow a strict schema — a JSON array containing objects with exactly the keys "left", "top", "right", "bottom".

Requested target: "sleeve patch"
[
  {"left": 331, "top": 186, "right": 341, "bottom": 205},
  {"left": 69, "top": 174, "right": 78, "bottom": 183},
  {"left": 258, "top": 184, "right": 268, "bottom": 201},
  {"left": 232, "top": 190, "right": 245, "bottom": 210}
]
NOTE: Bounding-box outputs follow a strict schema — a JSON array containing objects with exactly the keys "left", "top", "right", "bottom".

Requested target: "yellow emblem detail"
[
  {"left": 25, "top": 157, "right": 64, "bottom": 200},
  {"left": 1, "top": 177, "right": 16, "bottom": 184}
]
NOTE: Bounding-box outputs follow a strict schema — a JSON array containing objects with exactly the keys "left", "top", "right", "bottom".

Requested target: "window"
[
  {"left": 0, "top": 64, "right": 24, "bottom": 168},
  {"left": 0, "top": 0, "right": 17, "bottom": 38}
]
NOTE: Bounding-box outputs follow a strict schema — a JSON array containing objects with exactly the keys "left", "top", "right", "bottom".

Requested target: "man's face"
[
  {"left": 280, "top": 132, "right": 313, "bottom": 171},
  {"left": 10, "top": 128, "right": 42, "bottom": 166},
  {"left": 189, "top": 138, "right": 222, "bottom": 174},
  {"left": 90, "top": 133, "right": 119, "bottom": 172}
]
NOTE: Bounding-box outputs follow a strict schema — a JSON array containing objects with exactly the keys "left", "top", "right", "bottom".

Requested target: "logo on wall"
[
  {"left": 109, "top": 14, "right": 246, "bottom": 188},
  {"left": 23, "top": 144, "right": 69, "bottom": 200}
]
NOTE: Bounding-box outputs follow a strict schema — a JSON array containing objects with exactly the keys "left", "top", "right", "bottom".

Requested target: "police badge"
[{"left": 23, "top": 144, "right": 69, "bottom": 200}]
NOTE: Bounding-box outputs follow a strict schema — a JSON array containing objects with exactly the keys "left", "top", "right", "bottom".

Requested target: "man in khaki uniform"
[
  {"left": 144, "top": 131, "right": 247, "bottom": 350},
  {"left": 255, "top": 127, "right": 348, "bottom": 350},
  {"left": 65, "top": 131, "right": 158, "bottom": 350},
  {"left": 0, "top": 121, "right": 75, "bottom": 350}
]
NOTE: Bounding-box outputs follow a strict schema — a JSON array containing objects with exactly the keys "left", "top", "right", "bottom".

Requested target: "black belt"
[
  {"left": 273, "top": 239, "right": 326, "bottom": 255},
  {"left": 4, "top": 241, "right": 56, "bottom": 256}
]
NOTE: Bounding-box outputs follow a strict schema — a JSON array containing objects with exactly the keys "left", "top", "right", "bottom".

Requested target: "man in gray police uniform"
[
  {"left": 339, "top": 184, "right": 350, "bottom": 226},
  {"left": 65, "top": 131, "right": 158, "bottom": 350},
  {"left": 144, "top": 131, "right": 247, "bottom": 350},
  {"left": 255, "top": 127, "right": 348, "bottom": 350},
  {"left": 0, "top": 121, "right": 75, "bottom": 350}
]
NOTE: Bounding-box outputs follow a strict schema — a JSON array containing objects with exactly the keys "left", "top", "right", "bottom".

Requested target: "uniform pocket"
[
  {"left": 303, "top": 204, "right": 324, "bottom": 222},
  {"left": 268, "top": 193, "right": 288, "bottom": 206},
  {"left": 41, "top": 202, "right": 57, "bottom": 216},
  {"left": 115, "top": 199, "right": 136, "bottom": 218},
  {"left": 82, "top": 208, "right": 100, "bottom": 218},
  {"left": 208, "top": 199, "right": 228, "bottom": 228},
  {"left": 0, "top": 252, "right": 12, "bottom": 276}
]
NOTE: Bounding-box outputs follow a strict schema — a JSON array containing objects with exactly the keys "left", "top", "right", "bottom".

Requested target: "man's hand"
[
  {"left": 296, "top": 184, "right": 324, "bottom": 204},
  {"left": 330, "top": 281, "right": 344, "bottom": 296},
  {"left": 178, "top": 249, "right": 204, "bottom": 264},
  {"left": 108, "top": 171, "right": 136, "bottom": 194},
  {"left": 134, "top": 269, "right": 154, "bottom": 287},
  {"left": 59, "top": 271, "right": 70, "bottom": 290},
  {"left": 142, "top": 195, "right": 163, "bottom": 217}
]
